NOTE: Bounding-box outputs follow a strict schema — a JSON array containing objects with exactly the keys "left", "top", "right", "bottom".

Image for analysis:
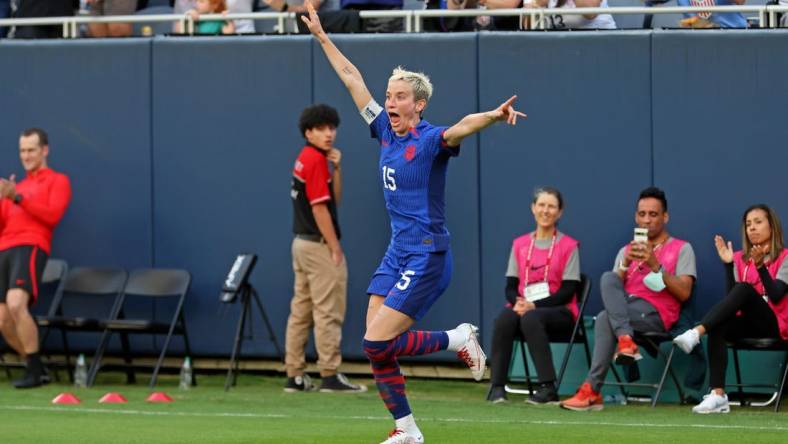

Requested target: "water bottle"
[
  {"left": 74, "top": 354, "right": 88, "bottom": 388},
  {"left": 179, "top": 357, "right": 193, "bottom": 390},
  {"left": 603, "top": 393, "right": 627, "bottom": 405}
]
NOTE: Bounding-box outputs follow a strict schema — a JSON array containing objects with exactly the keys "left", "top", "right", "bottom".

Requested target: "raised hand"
[
  {"left": 300, "top": 1, "right": 325, "bottom": 38},
  {"left": 490, "top": 95, "right": 527, "bottom": 125},
  {"left": 714, "top": 235, "right": 734, "bottom": 264},
  {"left": 751, "top": 243, "right": 769, "bottom": 267}
]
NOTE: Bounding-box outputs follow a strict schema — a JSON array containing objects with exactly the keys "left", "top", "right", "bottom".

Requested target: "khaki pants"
[{"left": 285, "top": 237, "right": 348, "bottom": 377}]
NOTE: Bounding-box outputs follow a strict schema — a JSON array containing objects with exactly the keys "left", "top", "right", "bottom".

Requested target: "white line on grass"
[{"left": 1, "top": 405, "right": 786, "bottom": 432}]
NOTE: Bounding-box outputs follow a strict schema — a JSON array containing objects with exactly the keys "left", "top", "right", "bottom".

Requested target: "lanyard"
[{"left": 524, "top": 231, "right": 557, "bottom": 286}]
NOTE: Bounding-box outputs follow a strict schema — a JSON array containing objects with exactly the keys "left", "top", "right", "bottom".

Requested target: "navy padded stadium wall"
[{"left": 1, "top": 31, "right": 787, "bottom": 364}]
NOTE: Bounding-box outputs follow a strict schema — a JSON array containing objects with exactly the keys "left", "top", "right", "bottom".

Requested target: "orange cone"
[
  {"left": 146, "top": 392, "right": 174, "bottom": 403},
  {"left": 52, "top": 392, "right": 81, "bottom": 404},
  {"left": 98, "top": 392, "right": 128, "bottom": 403}
]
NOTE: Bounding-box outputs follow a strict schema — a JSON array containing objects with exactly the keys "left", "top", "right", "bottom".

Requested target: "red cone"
[
  {"left": 52, "top": 392, "right": 81, "bottom": 404},
  {"left": 146, "top": 392, "right": 174, "bottom": 403},
  {"left": 98, "top": 392, "right": 128, "bottom": 403}
]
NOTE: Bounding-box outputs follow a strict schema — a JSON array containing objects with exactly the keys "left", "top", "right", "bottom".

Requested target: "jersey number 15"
[{"left": 382, "top": 166, "right": 397, "bottom": 191}]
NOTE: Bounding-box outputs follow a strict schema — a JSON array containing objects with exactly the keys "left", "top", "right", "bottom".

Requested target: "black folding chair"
[
  {"left": 35, "top": 267, "right": 128, "bottom": 382},
  {"left": 0, "top": 258, "right": 68, "bottom": 379},
  {"left": 87, "top": 268, "right": 193, "bottom": 388},
  {"left": 726, "top": 337, "right": 788, "bottom": 412},
  {"left": 607, "top": 329, "right": 685, "bottom": 407},
  {"left": 506, "top": 274, "right": 593, "bottom": 395}
]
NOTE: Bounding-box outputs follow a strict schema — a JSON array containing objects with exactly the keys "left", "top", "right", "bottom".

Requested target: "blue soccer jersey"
[{"left": 369, "top": 107, "right": 459, "bottom": 253}]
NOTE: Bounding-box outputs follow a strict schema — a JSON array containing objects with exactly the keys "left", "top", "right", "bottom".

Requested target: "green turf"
[{"left": 0, "top": 371, "right": 786, "bottom": 443}]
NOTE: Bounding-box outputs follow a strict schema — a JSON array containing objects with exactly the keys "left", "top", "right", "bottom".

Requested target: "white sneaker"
[
  {"left": 692, "top": 391, "right": 730, "bottom": 414},
  {"left": 673, "top": 329, "right": 700, "bottom": 354},
  {"left": 455, "top": 323, "right": 486, "bottom": 381},
  {"left": 380, "top": 429, "right": 424, "bottom": 444}
]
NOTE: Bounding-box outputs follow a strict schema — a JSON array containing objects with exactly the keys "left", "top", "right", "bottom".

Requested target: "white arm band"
[{"left": 360, "top": 99, "right": 383, "bottom": 125}]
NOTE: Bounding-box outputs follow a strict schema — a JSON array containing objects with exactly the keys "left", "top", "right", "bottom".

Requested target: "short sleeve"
[
  {"left": 675, "top": 243, "right": 697, "bottom": 279},
  {"left": 562, "top": 247, "right": 581, "bottom": 281},
  {"left": 613, "top": 247, "right": 626, "bottom": 271},
  {"left": 506, "top": 246, "right": 518, "bottom": 278},
  {"left": 436, "top": 127, "right": 459, "bottom": 157},
  {"left": 368, "top": 102, "right": 390, "bottom": 142},
  {"left": 776, "top": 257, "right": 788, "bottom": 284},
  {"left": 303, "top": 156, "right": 331, "bottom": 205}
]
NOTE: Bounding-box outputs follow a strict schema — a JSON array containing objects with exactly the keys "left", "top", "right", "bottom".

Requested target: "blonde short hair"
[{"left": 389, "top": 67, "right": 433, "bottom": 104}]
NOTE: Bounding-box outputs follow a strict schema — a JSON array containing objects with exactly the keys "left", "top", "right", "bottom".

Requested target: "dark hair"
[
  {"left": 298, "top": 104, "right": 340, "bottom": 137},
  {"left": 638, "top": 186, "right": 668, "bottom": 212},
  {"left": 741, "top": 204, "right": 784, "bottom": 264},
  {"left": 21, "top": 128, "right": 48, "bottom": 147},
  {"left": 532, "top": 186, "right": 563, "bottom": 210}
]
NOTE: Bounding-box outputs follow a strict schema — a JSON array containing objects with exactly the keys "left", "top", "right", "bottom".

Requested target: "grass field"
[{"left": 1, "top": 371, "right": 786, "bottom": 444}]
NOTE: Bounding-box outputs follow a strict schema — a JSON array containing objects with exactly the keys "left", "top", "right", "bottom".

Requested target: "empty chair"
[{"left": 87, "top": 268, "right": 193, "bottom": 388}]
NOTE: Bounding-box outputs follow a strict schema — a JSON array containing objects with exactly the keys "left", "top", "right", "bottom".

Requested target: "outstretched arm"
[
  {"left": 301, "top": 3, "right": 372, "bottom": 111},
  {"left": 443, "top": 95, "right": 526, "bottom": 147}
]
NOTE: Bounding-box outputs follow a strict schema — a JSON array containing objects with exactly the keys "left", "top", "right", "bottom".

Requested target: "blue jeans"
[{"left": 0, "top": 0, "right": 10, "bottom": 38}]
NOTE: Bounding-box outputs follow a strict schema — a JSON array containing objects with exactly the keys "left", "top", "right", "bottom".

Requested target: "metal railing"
[{"left": 0, "top": 6, "right": 785, "bottom": 39}]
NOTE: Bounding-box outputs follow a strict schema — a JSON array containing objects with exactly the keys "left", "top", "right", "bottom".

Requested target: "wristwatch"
[{"left": 13, "top": 194, "right": 23, "bottom": 204}]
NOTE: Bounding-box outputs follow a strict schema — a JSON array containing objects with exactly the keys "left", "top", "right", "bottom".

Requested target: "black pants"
[
  {"left": 702, "top": 283, "right": 780, "bottom": 389},
  {"left": 490, "top": 305, "right": 573, "bottom": 386}
]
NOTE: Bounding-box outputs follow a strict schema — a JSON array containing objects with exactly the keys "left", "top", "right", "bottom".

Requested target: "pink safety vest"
[
  {"left": 623, "top": 238, "right": 687, "bottom": 330},
  {"left": 513, "top": 232, "right": 580, "bottom": 320},
  {"left": 733, "top": 248, "right": 788, "bottom": 340}
]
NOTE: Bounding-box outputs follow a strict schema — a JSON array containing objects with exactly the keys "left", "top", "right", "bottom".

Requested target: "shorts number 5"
[{"left": 395, "top": 270, "right": 416, "bottom": 291}]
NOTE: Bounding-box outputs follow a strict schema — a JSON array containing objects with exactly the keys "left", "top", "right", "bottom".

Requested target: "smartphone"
[{"left": 634, "top": 227, "right": 648, "bottom": 243}]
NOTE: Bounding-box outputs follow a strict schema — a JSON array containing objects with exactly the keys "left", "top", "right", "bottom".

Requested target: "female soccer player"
[{"left": 301, "top": 5, "right": 527, "bottom": 443}]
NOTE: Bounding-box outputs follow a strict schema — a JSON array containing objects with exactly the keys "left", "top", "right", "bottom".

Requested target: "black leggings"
[
  {"left": 701, "top": 283, "right": 781, "bottom": 389},
  {"left": 490, "top": 306, "right": 573, "bottom": 386}
]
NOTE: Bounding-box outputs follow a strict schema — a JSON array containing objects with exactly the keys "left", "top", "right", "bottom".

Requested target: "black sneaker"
[
  {"left": 526, "top": 382, "right": 559, "bottom": 405},
  {"left": 318, "top": 373, "right": 367, "bottom": 393},
  {"left": 486, "top": 385, "right": 508, "bottom": 404},
  {"left": 283, "top": 374, "right": 314, "bottom": 392},
  {"left": 12, "top": 368, "right": 50, "bottom": 389}
]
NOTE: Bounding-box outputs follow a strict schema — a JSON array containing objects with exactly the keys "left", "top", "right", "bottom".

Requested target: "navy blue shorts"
[{"left": 366, "top": 246, "right": 452, "bottom": 321}]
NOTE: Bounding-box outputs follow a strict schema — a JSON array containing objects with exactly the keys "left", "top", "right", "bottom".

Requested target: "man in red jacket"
[{"left": 0, "top": 128, "right": 71, "bottom": 388}]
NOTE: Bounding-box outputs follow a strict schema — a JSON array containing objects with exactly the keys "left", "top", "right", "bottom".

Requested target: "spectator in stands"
[
  {"left": 264, "top": 0, "right": 332, "bottom": 34},
  {"left": 673, "top": 204, "right": 788, "bottom": 414},
  {"left": 182, "top": 0, "right": 236, "bottom": 33},
  {"left": 523, "top": 0, "right": 616, "bottom": 29},
  {"left": 423, "top": 0, "right": 478, "bottom": 32},
  {"left": 0, "top": 0, "right": 10, "bottom": 38},
  {"left": 677, "top": 0, "right": 747, "bottom": 28},
  {"left": 175, "top": 0, "right": 255, "bottom": 33},
  {"left": 487, "top": 187, "right": 581, "bottom": 404},
  {"left": 340, "top": 0, "right": 403, "bottom": 32},
  {"left": 0, "top": 128, "right": 71, "bottom": 388},
  {"left": 559, "top": 187, "right": 696, "bottom": 411},
  {"left": 88, "top": 0, "right": 138, "bottom": 37},
  {"left": 12, "top": 0, "right": 76, "bottom": 39}
]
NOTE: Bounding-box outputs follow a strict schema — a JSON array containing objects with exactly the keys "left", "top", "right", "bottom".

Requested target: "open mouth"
[{"left": 389, "top": 112, "right": 401, "bottom": 127}]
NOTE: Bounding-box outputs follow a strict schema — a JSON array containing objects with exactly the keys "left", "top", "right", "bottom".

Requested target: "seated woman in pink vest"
[
  {"left": 674, "top": 204, "right": 788, "bottom": 414},
  {"left": 487, "top": 187, "right": 580, "bottom": 404}
]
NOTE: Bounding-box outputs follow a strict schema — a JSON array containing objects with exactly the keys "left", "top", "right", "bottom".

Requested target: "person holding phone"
[
  {"left": 487, "top": 187, "right": 581, "bottom": 404},
  {"left": 673, "top": 204, "right": 788, "bottom": 414},
  {"left": 560, "top": 187, "right": 696, "bottom": 411}
]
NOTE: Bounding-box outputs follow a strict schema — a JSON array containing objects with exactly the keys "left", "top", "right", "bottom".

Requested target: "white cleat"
[
  {"left": 380, "top": 429, "right": 424, "bottom": 444},
  {"left": 673, "top": 329, "right": 701, "bottom": 354},
  {"left": 692, "top": 391, "right": 730, "bottom": 414},
  {"left": 455, "top": 323, "right": 486, "bottom": 381}
]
